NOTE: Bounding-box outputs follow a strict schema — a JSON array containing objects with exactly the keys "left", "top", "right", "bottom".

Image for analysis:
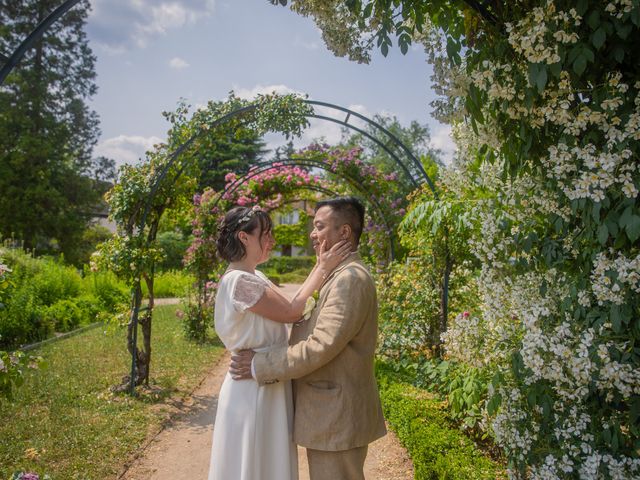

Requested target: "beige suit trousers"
[{"left": 306, "top": 445, "right": 368, "bottom": 480}]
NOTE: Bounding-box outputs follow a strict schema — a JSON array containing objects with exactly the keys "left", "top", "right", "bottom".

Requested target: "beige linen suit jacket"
[{"left": 253, "top": 254, "right": 387, "bottom": 451}]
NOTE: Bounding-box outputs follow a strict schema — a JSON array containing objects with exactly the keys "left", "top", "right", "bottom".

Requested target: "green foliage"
[
  {"left": 0, "top": 305, "right": 225, "bottom": 478},
  {"left": 177, "top": 298, "right": 212, "bottom": 343},
  {"left": 41, "top": 299, "right": 85, "bottom": 333},
  {"left": 273, "top": 220, "right": 308, "bottom": 247},
  {"left": 141, "top": 270, "right": 194, "bottom": 298},
  {"left": 68, "top": 225, "right": 113, "bottom": 268},
  {"left": 81, "top": 271, "right": 129, "bottom": 310},
  {"left": 341, "top": 113, "right": 442, "bottom": 192},
  {"left": 0, "top": 283, "right": 52, "bottom": 348},
  {"left": 261, "top": 255, "right": 315, "bottom": 273},
  {"left": 377, "top": 259, "right": 441, "bottom": 357},
  {"left": 30, "top": 260, "right": 82, "bottom": 306},
  {"left": 0, "top": 248, "right": 129, "bottom": 349},
  {"left": 0, "top": 350, "right": 43, "bottom": 402},
  {"left": 156, "top": 231, "right": 191, "bottom": 271},
  {"left": 0, "top": 0, "right": 104, "bottom": 258},
  {"left": 376, "top": 362, "right": 505, "bottom": 479},
  {"left": 417, "top": 359, "right": 492, "bottom": 432}
]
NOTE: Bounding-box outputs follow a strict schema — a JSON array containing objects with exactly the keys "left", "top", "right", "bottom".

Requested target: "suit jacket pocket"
[{"left": 306, "top": 380, "right": 340, "bottom": 391}]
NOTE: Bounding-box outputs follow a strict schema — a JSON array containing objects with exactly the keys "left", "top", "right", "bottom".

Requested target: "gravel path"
[{"left": 119, "top": 284, "right": 414, "bottom": 480}]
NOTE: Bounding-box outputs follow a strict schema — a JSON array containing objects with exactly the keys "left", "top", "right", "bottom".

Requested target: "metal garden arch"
[{"left": 0, "top": 0, "right": 448, "bottom": 396}]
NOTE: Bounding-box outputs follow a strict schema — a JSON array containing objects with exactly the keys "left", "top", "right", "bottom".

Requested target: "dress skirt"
[{"left": 208, "top": 371, "right": 298, "bottom": 480}]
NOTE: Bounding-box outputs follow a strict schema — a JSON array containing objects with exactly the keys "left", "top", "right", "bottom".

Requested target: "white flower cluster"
[
  {"left": 492, "top": 386, "right": 539, "bottom": 464},
  {"left": 596, "top": 341, "right": 640, "bottom": 401},
  {"left": 543, "top": 142, "right": 638, "bottom": 202},
  {"left": 604, "top": 0, "right": 634, "bottom": 19},
  {"left": 505, "top": 1, "right": 581, "bottom": 64},
  {"left": 590, "top": 249, "right": 640, "bottom": 305},
  {"left": 471, "top": 61, "right": 517, "bottom": 102}
]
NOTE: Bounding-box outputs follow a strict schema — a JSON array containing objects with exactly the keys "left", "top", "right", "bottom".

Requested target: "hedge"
[{"left": 376, "top": 363, "right": 505, "bottom": 479}]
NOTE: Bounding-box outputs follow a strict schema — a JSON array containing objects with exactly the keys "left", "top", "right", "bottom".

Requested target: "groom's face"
[{"left": 311, "top": 206, "right": 344, "bottom": 252}]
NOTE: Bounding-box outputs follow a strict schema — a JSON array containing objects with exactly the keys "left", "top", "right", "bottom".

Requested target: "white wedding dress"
[{"left": 208, "top": 269, "right": 298, "bottom": 480}]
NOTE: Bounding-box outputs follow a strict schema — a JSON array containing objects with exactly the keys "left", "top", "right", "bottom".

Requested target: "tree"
[
  {"left": 0, "top": 0, "right": 100, "bottom": 259},
  {"left": 168, "top": 99, "right": 268, "bottom": 191},
  {"left": 341, "top": 114, "right": 442, "bottom": 192}
]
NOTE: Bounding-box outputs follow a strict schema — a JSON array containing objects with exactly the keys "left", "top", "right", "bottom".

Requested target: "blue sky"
[{"left": 85, "top": 0, "right": 455, "bottom": 167}]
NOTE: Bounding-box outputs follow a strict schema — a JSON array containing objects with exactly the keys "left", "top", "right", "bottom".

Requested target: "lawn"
[{"left": 0, "top": 305, "right": 224, "bottom": 480}]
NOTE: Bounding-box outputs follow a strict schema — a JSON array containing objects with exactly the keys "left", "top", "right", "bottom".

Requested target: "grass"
[
  {"left": 0, "top": 305, "right": 224, "bottom": 479},
  {"left": 376, "top": 362, "right": 506, "bottom": 480}
]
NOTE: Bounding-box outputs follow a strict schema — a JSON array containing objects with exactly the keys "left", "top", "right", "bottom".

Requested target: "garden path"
[{"left": 119, "top": 283, "right": 413, "bottom": 480}]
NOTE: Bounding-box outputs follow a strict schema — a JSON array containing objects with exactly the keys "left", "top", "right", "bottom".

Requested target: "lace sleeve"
[{"left": 232, "top": 273, "right": 267, "bottom": 313}]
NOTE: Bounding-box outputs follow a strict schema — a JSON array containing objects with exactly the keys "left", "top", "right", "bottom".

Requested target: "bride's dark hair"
[{"left": 216, "top": 206, "right": 273, "bottom": 262}]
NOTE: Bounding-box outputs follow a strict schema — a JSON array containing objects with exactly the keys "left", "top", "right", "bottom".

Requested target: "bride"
[{"left": 208, "top": 205, "right": 350, "bottom": 480}]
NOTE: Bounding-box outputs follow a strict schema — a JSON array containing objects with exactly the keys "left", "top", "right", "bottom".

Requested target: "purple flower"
[{"left": 21, "top": 474, "right": 40, "bottom": 480}]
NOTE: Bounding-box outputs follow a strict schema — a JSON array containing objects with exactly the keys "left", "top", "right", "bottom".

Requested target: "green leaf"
[
  {"left": 583, "top": 47, "right": 595, "bottom": 63},
  {"left": 576, "top": 0, "right": 589, "bottom": 15},
  {"left": 400, "top": 39, "right": 409, "bottom": 55},
  {"left": 592, "top": 27, "right": 606, "bottom": 49},
  {"left": 536, "top": 65, "right": 548, "bottom": 93},
  {"left": 611, "top": 305, "right": 622, "bottom": 333},
  {"left": 591, "top": 202, "right": 602, "bottom": 222},
  {"left": 587, "top": 10, "right": 600, "bottom": 30},
  {"left": 615, "top": 22, "right": 632, "bottom": 39},
  {"left": 549, "top": 62, "right": 562, "bottom": 77},
  {"left": 613, "top": 45, "right": 625, "bottom": 63},
  {"left": 573, "top": 55, "right": 587, "bottom": 75},
  {"left": 363, "top": 2, "right": 374, "bottom": 18},
  {"left": 626, "top": 215, "right": 640, "bottom": 242},
  {"left": 597, "top": 224, "right": 609, "bottom": 245}
]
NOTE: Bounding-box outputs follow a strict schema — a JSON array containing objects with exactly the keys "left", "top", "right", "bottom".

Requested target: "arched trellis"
[
  {"left": 0, "top": 1, "right": 447, "bottom": 396},
  {"left": 218, "top": 158, "right": 399, "bottom": 260},
  {"left": 127, "top": 102, "right": 427, "bottom": 393}
]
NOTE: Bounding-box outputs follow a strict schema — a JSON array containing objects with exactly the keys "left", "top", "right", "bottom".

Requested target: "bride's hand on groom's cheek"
[{"left": 230, "top": 350, "right": 255, "bottom": 380}]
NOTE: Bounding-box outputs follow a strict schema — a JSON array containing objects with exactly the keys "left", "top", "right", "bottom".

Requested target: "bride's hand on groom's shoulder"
[{"left": 230, "top": 350, "right": 255, "bottom": 381}]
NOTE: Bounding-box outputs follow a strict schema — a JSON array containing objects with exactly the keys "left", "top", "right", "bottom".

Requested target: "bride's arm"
[{"left": 247, "top": 240, "right": 350, "bottom": 323}]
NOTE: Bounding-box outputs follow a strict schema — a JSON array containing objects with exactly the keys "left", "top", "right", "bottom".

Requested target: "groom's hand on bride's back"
[{"left": 230, "top": 350, "right": 255, "bottom": 380}]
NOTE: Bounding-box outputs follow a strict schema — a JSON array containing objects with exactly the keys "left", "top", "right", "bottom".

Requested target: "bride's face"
[{"left": 241, "top": 226, "right": 275, "bottom": 264}]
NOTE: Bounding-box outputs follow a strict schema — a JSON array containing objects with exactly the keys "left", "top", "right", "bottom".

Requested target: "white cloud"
[
  {"left": 233, "top": 84, "right": 304, "bottom": 100},
  {"left": 169, "top": 57, "right": 190, "bottom": 69},
  {"left": 293, "top": 36, "right": 320, "bottom": 50},
  {"left": 429, "top": 124, "right": 457, "bottom": 165},
  {"left": 94, "top": 135, "right": 163, "bottom": 167},
  {"left": 88, "top": 0, "right": 215, "bottom": 51},
  {"left": 261, "top": 102, "right": 375, "bottom": 154}
]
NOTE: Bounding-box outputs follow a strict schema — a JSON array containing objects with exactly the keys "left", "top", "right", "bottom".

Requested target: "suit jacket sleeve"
[{"left": 253, "top": 266, "right": 372, "bottom": 384}]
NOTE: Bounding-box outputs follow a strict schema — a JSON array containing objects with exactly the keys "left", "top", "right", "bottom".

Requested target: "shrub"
[
  {"left": 41, "top": 299, "right": 84, "bottom": 332},
  {"left": 73, "top": 294, "right": 102, "bottom": 324},
  {"left": 376, "top": 362, "right": 504, "bottom": 479},
  {"left": 156, "top": 231, "right": 190, "bottom": 271},
  {"left": 261, "top": 255, "right": 314, "bottom": 274},
  {"left": 0, "top": 284, "right": 52, "bottom": 348},
  {"left": 31, "top": 259, "right": 82, "bottom": 306},
  {"left": 82, "top": 271, "right": 129, "bottom": 309},
  {"left": 377, "top": 259, "right": 441, "bottom": 359},
  {"left": 68, "top": 224, "right": 113, "bottom": 267},
  {"left": 141, "top": 270, "right": 194, "bottom": 298},
  {"left": 416, "top": 359, "right": 493, "bottom": 433}
]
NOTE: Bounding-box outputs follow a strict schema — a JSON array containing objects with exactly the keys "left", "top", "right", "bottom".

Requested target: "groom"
[{"left": 230, "top": 196, "right": 386, "bottom": 480}]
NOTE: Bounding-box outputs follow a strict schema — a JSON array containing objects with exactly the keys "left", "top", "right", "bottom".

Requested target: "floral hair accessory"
[{"left": 237, "top": 205, "right": 263, "bottom": 225}]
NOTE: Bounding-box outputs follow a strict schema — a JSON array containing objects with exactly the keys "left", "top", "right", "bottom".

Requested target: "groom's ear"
[{"left": 340, "top": 224, "right": 352, "bottom": 240}]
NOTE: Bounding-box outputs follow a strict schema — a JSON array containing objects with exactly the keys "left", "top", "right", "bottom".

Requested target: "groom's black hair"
[{"left": 315, "top": 196, "right": 365, "bottom": 246}]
